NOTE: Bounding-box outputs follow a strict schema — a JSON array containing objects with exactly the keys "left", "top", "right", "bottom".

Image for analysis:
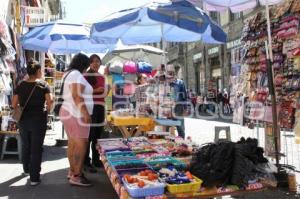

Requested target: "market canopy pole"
[
  {"left": 265, "top": 41, "right": 280, "bottom": 172},
  {"left": 161, "top": 24, "right": 167, "bottom": 65},
  {"left": 265, "top": 0, "right": 280, "bottom": 171},
  {"left": 265, "top": 1, "right": 273, "bottom": 62}
]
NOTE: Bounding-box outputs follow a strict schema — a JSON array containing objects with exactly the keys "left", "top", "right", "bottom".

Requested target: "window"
[
  {"left": 230, "top": 11, "right": 242, "bottom": 21},
  {"left": 210, "top": 57, "right": 220, "bottom": 66},
  {"left": 209, "top": 11, "right": 219, "bottom": 23}
]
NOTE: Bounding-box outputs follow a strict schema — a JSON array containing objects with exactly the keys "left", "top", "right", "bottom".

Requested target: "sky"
[{"left": 63, "top": 0, "right": 153, "bottom": 24}]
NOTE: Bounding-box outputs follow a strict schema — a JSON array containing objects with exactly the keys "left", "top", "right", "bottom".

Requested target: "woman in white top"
[{"left": 59, "top": 53, "right": 93, "bottom": 187}]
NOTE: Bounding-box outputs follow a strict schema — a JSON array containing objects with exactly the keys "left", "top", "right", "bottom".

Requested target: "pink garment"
[{"left": 59, "top": 108, "right": 90, "bottom": 139}]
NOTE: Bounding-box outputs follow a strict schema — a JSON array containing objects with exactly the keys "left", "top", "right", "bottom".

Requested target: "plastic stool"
[
  {"left": 1, "top": 134, "right": 22, "bottom": 161},
  {"left": 214, "top": 126, "right": 231, "bottom": 142}
]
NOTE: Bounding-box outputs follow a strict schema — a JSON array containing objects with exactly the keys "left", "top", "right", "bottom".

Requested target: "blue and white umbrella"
[
  {"left": 90, "top": 0, "right": 227, "bottom": 45},
  {"left": 21, "top": 21, "right": 115, "bottom": 54},
  {"left": 197, "top": 0, "right": 283, "bottom": 13}
]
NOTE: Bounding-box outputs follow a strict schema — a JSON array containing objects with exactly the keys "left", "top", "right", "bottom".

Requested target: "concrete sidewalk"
[{"left": 0, "top": 127, "right": 118, "bottom": 199}]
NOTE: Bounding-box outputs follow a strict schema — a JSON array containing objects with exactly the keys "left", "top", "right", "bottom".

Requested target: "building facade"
[{"left": 165, "top": 6, "right": 264, "bottom": 97}]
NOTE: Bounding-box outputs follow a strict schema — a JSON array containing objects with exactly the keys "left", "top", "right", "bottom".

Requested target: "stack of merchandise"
[
  {"left": 0, "top": 20, "right": 15, "bottom": 108},
  {"left": 108, "top": 60, "right": 153, "bottom": 110}
]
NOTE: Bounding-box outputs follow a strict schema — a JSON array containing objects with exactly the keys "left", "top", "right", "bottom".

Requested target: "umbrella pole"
[
  {"left": 161, "top": 24, "right": 166, "bottom": 65},
  {"left": 265, "top": 2, "right": 273, "bottom": 62},
  {"left": 265, "top": 40, "right": 280, "bottom": 173},
  {"left": 265, "top": 2, "right": 280, "bottom": 172}
]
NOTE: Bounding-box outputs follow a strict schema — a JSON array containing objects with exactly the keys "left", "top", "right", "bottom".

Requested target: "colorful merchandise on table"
[
  {"left": 158, "top": 166, "right": 202, "bottom": 194},
  {"left": 122, "top": 170, "right": 165, "bottom": 198},
  {"left": 98, "top": 139, "right": 130, "bottom": 153},
  {"left": 146, "top": 131, "right": 170, "bottom": 139},
  {"left": 145, "top": 156, "right": 186, "bottom": 170},
  {"left": 98, "top": 137, "right": 269, "bottom": 198}
]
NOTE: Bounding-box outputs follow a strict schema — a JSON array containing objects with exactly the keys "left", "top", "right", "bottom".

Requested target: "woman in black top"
[{"left": 12, "top": 61, "right": 53, "bottom": 186}]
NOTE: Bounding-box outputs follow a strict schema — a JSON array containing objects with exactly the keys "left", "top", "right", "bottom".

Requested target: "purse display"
[
  {"left": 137, "top": 61, "right": 152, "bottom": 74},
  {"left": 109, "top": 61, "right": 124, "bottom": 74},
  {"left": 123, "top": 61, "right": 137, "bottom": 74}
]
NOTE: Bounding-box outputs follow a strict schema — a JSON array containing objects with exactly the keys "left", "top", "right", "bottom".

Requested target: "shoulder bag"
[
  {"left": 12, "top": 83, "right": 37, "bottom": 122},
  {"left": 53, "top": 70, "right": 73, "bottom": 116}
]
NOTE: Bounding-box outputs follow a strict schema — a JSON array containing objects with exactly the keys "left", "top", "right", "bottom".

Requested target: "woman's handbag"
[
  {"left": 54, "top": 71, "right": 73, "bottom": 116},
  {"left": 12, "top": 84, "right": 37, "bottom": 122}
]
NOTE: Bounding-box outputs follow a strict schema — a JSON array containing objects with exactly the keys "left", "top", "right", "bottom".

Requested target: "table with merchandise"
[{"left": 97, "top": 134, "right": 274, "bottom": 199}]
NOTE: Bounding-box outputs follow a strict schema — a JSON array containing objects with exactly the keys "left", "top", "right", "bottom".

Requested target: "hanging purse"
[
  {"left": 12, "top": 83, "right": 37, "bottom": 122},
  {"left": 109, "top": 61, "right": 123, "bottom": 74},
  {"left": 123, "top": 61, "right": 137, "bottom": 74}
]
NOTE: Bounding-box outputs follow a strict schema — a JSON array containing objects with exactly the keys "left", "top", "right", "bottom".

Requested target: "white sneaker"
[{"left": 30, "top": 181, "right": 40, "bottom": 186}]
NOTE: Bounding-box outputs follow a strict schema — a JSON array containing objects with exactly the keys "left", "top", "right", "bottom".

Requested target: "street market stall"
[
  {"left": 97, "top": 135, "right": 275, "bottom": 199},
  {"left": 91, "top": 0, "right": 226, "bottom": 138}
]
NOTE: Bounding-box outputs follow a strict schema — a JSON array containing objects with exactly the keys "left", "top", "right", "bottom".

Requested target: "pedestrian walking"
[
  {"left": 217, "top": 89, "right": 223, "bottom": 115},
  {"left": 167, "top": 65, "right": 187, "bottom": 138},
  {"left": 196, "top": 93, "right": 203, "bottom": 115},
  {"left": 59, "top": 53, "right": 93, "bottom": 187},
  {"left": 12, "top": 61, "right": 53, "bottom": 186},
  {"left": 223, "top": 88, "right": 231, "bottom": 114},
  {"left": 203, "top": 95, "right": 208, "bottom": 113},
  {"left": 84, "top": 54, "right": 110, "bottom": 172}
]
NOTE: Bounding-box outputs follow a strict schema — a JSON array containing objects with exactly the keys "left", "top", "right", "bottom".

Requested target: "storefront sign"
[
  {"left": 212, "top": 68, "right": 221, "bottom": 77},
  {"left": 23, "top": 6, "right": 45, "bottom": 26},
  {"left": 226, "top": 39, "right": 241, "bottom": 49},
  {"left": 193, "top": 52, "right": 202, "bottom": 61},
  {"left": 208, "top": 47, "right": 219, "bottom": 55}
]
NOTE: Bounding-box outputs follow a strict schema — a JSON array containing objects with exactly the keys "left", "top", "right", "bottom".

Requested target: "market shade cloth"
[
  {"left": 91, "top": 0, "right": 227, "bottom": 45},
  {"left": 186, "top": 0, "right": 283, "bottom": 13},
  {"left": 21, "top": 21, "right": 115, "bottom": 54},
  {"left": 102, "top": 44, "right": 165, "bottom": 68}
]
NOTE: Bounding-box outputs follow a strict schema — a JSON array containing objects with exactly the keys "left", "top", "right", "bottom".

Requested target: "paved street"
[
  {"left": 0, "top": 122, "right": 118, "bottom": 199},
  {"left": 0, "top": 118, "right": 300, "bottom": 199}
]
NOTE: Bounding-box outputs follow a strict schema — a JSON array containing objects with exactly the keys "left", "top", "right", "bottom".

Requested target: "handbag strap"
[
  {"left": 22, "top": 83, "right": 37, "bottom": 109},
  {"left": 59, "top": 70, "right": 74, "bottom": 97}
]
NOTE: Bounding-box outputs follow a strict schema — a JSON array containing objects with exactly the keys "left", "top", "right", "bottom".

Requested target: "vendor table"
[
  {"left": 107, "top": 115, "right": 156, "bottom": 138},
  {"left": 100, "top": 154, "right": 266, "bottom": 199},
  {"left": 107, "top": 115, "right": 184, "bottom": 138}
]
